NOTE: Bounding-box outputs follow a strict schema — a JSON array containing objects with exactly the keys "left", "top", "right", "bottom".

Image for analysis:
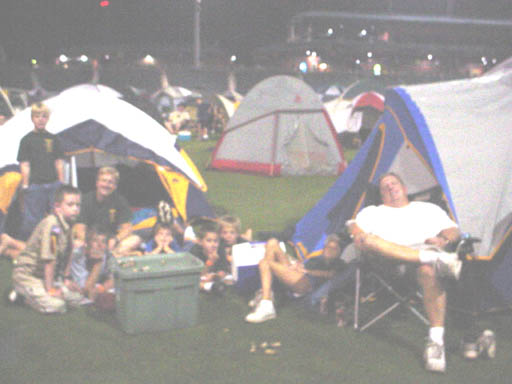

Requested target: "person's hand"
[
  {"left": 425, "top": 236, "right": 449, "bottom": 249},
  {"left": 162, "top": 245, "right": 174, "bottom": 254}
]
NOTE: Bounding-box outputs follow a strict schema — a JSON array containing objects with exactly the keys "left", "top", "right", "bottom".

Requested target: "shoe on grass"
[
  {"left": 245, "top": 299, "right": 276, "bottom": 323},
  {"left": 435, "top": 252, "right": 462, "bottom": 280},
  {"left": 424, "top": 339, "right": 446, "bottom": 373},
  {"left": 463, "top": 330, "right": 496, "bottom": 360},
  {"left": 4, "top": 288, "right": 24, "bottom": 306}
]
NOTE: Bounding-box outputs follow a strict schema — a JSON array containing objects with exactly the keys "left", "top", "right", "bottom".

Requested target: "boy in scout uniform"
[{"left": 12, "top": 185, "right": 82, "bottom": 314}]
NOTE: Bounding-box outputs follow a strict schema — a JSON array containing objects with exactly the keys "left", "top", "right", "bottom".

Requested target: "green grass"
[{"left": 1, "top": 139, "right": 511, "bottom": 384}]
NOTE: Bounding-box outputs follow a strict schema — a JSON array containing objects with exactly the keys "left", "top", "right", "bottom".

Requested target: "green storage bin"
[{"left": 113, "top": 252, "right": 204, "bottom": 334}]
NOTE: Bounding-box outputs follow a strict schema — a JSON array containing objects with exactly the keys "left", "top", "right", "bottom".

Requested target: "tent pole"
[{"left": 70, "top": 155, "right": 78, "bottom": 187}]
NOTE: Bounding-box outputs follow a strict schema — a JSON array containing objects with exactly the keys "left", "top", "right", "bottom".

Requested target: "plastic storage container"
[{"left": 113, "top": 252, "right": 203, "bottom": 334}]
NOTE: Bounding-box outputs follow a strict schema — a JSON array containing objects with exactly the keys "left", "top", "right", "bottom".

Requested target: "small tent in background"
[
  {"left": 324, "top": 91, "right": 385, "bottom": 147},
  {"left": 341, "top": 78, "right": 388, "bottom": 100},
  {"left": 292, "top": 69, "right": 512, "bottom": 311},
  {"left": 0, "top": 84, "right": 214, "bottom": 235},
  {"left": 210, "top": 75, "right": 346, "bottom": 176}
]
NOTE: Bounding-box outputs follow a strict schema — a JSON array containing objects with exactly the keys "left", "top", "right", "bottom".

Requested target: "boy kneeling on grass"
[{"left": 10, "top": 185, "right": 83, "bottom": 314}]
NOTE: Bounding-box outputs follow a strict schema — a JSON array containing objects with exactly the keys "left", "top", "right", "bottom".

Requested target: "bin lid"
[{"left": 113, "top": 252, "right": 204, "bottom": 280}]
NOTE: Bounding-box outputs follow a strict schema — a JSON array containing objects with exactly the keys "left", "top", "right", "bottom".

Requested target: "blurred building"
[{"left": 256, "top": 11, "right": 512, "bottom": 82}]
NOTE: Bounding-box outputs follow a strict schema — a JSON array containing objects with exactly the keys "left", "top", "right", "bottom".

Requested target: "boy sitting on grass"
[
  {"left": 245, "top": 234, "right": 344, "bottom": 323},
  {"left": 189, "top": 220, "right": 229, "bottom": 294},
  {"left": 218, "top": 214, "right": 252, "bottom": 273}
]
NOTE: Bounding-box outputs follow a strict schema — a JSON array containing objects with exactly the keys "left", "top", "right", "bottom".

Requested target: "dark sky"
[{"left": 2, "top": 0, "right": 511, "bottom": 62}]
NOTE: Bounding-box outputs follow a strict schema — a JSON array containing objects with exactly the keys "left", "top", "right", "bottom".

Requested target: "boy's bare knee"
[{"left": 265, "top": 238, "right": 280, "bottom": 250}]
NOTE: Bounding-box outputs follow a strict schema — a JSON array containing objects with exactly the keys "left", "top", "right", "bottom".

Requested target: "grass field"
[{"left": 1, "top": 139, "right": 511, "bottom": 384}]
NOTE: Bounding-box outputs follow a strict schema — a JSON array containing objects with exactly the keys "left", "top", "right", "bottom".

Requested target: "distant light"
[
  {"left": 359, "top": 29, "right": 367, "bottom": 37},
  {"left": 318, "top": 62, "right": 328, "bottom": 71},
  {"left": 481, "top": 56, "right": 487, "bottom": 65},
  {"left": 492, "top": 58, "right": 497, "bottom": 64},
  {"left": 31, "top": 58, "right": 37, "bottom": 65},
  {"left": 59, "top": 54, "right": 69, "bottom": 63},
  {"left": 230, "top": 55, "right": 237, "bottom": 63},
  {"left": 427, "top": 54, "right": 433, "bottom": 61},
  {"left": 367, "top": 51, "right": 373, "bottom": 58},
  {"left": 327, "top": 28, "right": 334, "bottom": 36},
  {"left": 311, "top": 51, "right": 317, "bottom": 57},
  {"left": 104, "top": 54, "right": 110, "bottom": 60},
  {"left": 79, "top": 54, "right": 88, "bottom": 63},
  {"left": 355, "top": 59, "right": 361, "bottom": 65},
  {"left": 62, "top": 63, "right": 69, "bottom": 69},
  {"left": 142, "top": 54, "right": 155, "bottom": 65},
  {"left": 299, "top": 61, "right": 308, "bottom": 73},
  {"left": 373, "top": 63, "right": 382, "bottom": 76},
  {"left": 99, "top": 0, "right": 110, "bottom": 7},
  {"left": 306, "top": 50, "right": 311, "bottom": 56}
]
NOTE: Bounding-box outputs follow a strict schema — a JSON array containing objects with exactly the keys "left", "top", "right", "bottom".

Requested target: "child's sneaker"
[{"left": 245, "top": 300, "right": 276, "bottom": 323}]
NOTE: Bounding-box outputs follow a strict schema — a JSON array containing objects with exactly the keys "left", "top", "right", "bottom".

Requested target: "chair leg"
[{"left": 354, "top": 268, "right": 429, "bottom": 332}]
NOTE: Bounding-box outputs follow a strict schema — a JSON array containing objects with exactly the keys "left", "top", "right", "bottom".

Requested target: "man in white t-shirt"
[{"left": 348, "top": 172, "right": 462, "bottom": 373}]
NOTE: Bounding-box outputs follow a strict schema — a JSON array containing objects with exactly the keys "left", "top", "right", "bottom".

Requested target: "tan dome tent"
[{"left": 210, "top": 75, "right": 346, "bottom": 176}]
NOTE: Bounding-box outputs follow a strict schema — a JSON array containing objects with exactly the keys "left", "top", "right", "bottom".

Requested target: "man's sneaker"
[
  {"left": 245, "top": 300, "right": 276, "bottom": 323},
  {"left": 435, "top": 252, "right": 462, "bottom": 280},
  {"left": 479, "top": 330, "right": 497, "bottom": 359},
  {"left": 462, "top": 341, "right": 479, "bottom": 360},
  {"left": 424, "top": 339, "right": 446, "bottom": 373},
  {"left": 464, "top": 330, "right": 496, "bottom": 360}
]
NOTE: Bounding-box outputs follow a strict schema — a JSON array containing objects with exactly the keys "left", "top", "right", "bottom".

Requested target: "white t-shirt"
[{"left": 355, "top": 201, "right": 457, "bottom": 247}]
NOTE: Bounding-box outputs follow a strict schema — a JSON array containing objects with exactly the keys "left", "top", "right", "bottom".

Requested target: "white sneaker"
[
  {"left": 464, "top": 330, "right": 496, "bottom": 360},
  {"left": 424, "top": 339, "right": 446, "bottom": 373},
  {"left": 479, "top": 330, "right": 497, "bottom": 359},
  {"left": 435, "top": 252, "right": 462, "bottom": 280},
  {"left": 245, "top": 300, "right": 276, "bottom": 323}
]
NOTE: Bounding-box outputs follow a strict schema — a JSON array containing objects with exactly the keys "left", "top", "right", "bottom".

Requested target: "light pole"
[{"left": 194, "top": 0, "right": 201, "bottom": 69}]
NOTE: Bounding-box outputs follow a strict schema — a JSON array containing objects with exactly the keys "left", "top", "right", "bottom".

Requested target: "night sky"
[{"left": 1, "top": 0, "right": 511, "bottom": 63}]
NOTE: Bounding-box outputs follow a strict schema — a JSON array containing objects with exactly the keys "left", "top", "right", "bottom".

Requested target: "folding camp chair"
[
  {"left": 352, "top": 253, "right": 429, "bottom": 332},
  {"left": 351, "top": 230, "right": 482, "bottom": 332}
]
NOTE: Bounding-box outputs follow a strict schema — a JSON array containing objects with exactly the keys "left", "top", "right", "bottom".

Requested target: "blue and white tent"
[
  {"left": 292, "top": 69, "right": 512, "bottom": 310},
  {"left": 0, "top": 84, "right": 213, "bottom": 234}
]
